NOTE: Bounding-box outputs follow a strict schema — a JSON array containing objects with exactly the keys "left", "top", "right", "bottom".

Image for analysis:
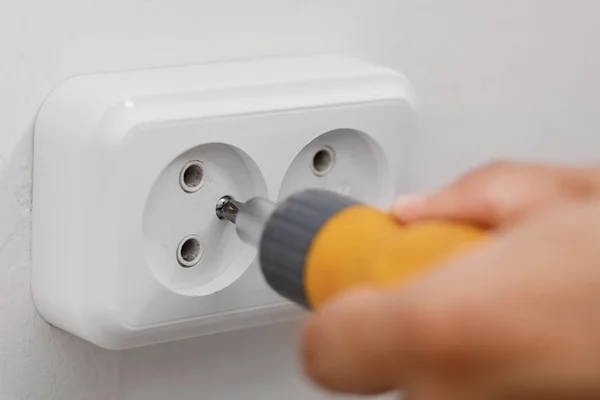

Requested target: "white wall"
[{"left": 2, "top": 1, "right": 600, "bottom": 399}]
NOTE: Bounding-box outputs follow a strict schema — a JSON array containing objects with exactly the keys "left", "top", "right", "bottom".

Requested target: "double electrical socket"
[{"left": 32, "top": 55, "right": 415, "bottom": 349}]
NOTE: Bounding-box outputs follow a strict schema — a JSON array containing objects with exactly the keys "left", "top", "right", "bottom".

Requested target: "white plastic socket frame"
[{"left": 32, "top": 55, "right": 415, "bottom": 349}]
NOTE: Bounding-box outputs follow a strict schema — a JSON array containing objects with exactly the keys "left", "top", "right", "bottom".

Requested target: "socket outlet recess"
[{"left": 32, "top": 55, "right": 416, "bottom": 349}]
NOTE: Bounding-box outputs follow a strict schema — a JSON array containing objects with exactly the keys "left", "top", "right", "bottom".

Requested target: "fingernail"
[{"left": 391, "top": 194, "right": 427, "bottom": 215}]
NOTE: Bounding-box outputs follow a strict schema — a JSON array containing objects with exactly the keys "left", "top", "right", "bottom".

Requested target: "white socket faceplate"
[{"left": 32, "top": 55, "right": 415, "bottom": 349}]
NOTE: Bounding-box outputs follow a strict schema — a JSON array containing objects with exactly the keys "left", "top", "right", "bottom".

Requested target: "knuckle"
[{"left": 560, "top": 172, "right": 600, "bottom": 199}]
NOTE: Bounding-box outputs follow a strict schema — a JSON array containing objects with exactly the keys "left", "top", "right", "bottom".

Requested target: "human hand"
[{"left": 301, "top": 162, "right": 600, "bottom": 399}]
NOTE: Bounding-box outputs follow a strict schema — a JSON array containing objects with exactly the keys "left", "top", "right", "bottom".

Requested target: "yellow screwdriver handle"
[{"left": 304, "top": 205, "right": 487, "bottom": 309}]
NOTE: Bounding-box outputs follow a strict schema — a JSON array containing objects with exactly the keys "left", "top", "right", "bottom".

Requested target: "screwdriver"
[{"left": 216, "top": 189, "right": 486, "bottom": 310}]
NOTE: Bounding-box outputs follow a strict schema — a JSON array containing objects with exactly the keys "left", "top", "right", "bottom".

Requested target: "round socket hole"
[
  {"left": 177, "top": 235, "right": 203, "bottom": 268},
  {"left": 180, "top": 161, "right": 206, "bottom": 193},
  {"left": 311, "top": 146, "right": 335, "bottom": 176}
]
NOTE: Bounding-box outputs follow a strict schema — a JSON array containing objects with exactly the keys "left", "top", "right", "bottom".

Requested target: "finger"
[
  {"left": 301, "top": 288, "right": 412, "bottom": 394},
  {"left": 300, "top": 255, "right": 514, "bottom": 396},
  {"left": 391, "top": 177, "right": 527, "bottom": 228},
  {"left": 391, "top": 187, "right": 502, "bottom": 228},
  {"left": 392, "top": 162, "right": 600, "bottom": 228},
  {"left": 301, "top": 280, "right": 503, "bottom": 395}
]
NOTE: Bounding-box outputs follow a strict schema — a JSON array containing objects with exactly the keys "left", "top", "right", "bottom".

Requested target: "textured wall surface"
[{"left": 1, "top": 1, "right": 600, "bottom": 399}]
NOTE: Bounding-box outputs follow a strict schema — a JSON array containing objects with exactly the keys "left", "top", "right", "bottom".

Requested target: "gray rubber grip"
[{"left": 259, "top": 189, "right": 359, "bottom": 308}]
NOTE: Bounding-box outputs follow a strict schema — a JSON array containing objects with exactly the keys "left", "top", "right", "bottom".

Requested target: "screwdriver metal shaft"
[{"left": 216, "top": 195, "right": 276, "bottom": 248}]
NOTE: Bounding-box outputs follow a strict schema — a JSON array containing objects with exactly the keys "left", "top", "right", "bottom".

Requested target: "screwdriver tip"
[{"left": 215, "top": 195, "right": 239, "bottom": 223}]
